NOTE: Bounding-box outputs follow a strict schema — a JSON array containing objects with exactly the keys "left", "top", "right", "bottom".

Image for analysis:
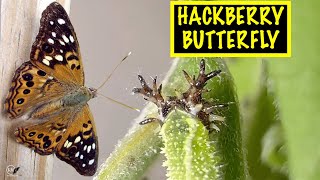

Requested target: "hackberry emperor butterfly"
[{"left": 5, "top": 2, "right": 98, "bottom": 176}]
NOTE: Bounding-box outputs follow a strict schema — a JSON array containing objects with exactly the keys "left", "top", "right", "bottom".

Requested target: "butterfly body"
[
  {"left": 61, "top": 86, "right": 96, "bottom": 107},
  {"left": 5, "top": 2, "right": 99, "bottom": 176},
  {"left": 29, "top": 86, "right": 96, "bottom": 119}
]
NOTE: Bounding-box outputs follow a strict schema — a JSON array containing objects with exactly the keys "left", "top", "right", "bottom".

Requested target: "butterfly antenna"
[
  {"left": 97, "top": 92, "right": 140, "bottom": 112},
  {"left": 97, "top": 52, "right": 132, "bottom": 90}
]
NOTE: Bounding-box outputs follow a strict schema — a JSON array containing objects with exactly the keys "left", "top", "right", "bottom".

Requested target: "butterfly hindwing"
[
  {"left": 15, "top": 104, "right": 98, "bottom": 176},
  {"left": 14, "top": 110, "right": 74, "bottom": 155},
  {"left": 5, "top": 62, "right": 70, "bottom": 119},
  {"left": 56, "top": 105, "right": 98, "bottom": 176},
  {"left": 30, "top": 2, "right": 84, "bottom": 85}
]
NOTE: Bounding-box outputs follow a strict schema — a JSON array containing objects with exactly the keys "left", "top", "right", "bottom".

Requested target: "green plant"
[{"left": 95, "top": 58, "right": 247, "bottom": 180}]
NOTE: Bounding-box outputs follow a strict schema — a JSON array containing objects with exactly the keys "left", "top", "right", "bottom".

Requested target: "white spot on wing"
[
  {"left": 50, "top": 21, "right": 54, "bottom": 25},
  {"left": 82, "top": 164, "right": 85, "bottom": 167},
  {"left": 55, "top": 55, "right": 63, "bottom": 61},
  {"left": 89, "top": 159, "right": 94, "bottom": 165},
  {"left": 69, "top": 35, "right": 74, "bottom": 43},
  {"left": 45, "top": 56, "right": 53, "bottom": 60},
  {"left": 92, "top": 143, "right": 96, "bottom": 150},
  {"left": 84, "top": 145, "right": 87, "bottom": 151},
  {"left": 42, "top": 59, "right": 50, "bottom": 66},
  {"left": 75, "top": 151, "right": 80, "bottom": 157},
  {"left": 87, "top": 145, "right": 91, "bottom": 153},
  {"left": 74, "top": 136, "right": 81, "bottom": 143},
  {"left": 58, "top": 18, "right": 66, "bottom": 25},
  {"left": 60, "top": 50, "right": 63, "bottom": 53},
  {"left": 59, "top": 40, "right": 65, "bottom": 46},
  {"left": 66, "top": 141, "right": 72, "bottom": 148},
  {"left": 62, "top": 35, "right": 69, "bottom": 43},
  {"left": 80, "top": 155, "right": 83, "bottom": 159},
  {"left": 52, "top": 32, "right": 56, "bottom": 37},
  {"left": 64, "top": 140, "right": 69, "bottom": 147},
  {"left": 48, "top": 38, "right": 54, "bottom": 44}
]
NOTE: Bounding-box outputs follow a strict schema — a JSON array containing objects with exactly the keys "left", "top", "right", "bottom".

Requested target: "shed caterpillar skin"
[{"left": 133, "top": 59, "right": 227, "bottom": 132}]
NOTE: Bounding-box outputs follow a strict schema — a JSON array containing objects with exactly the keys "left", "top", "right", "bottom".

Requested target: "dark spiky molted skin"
[{"left": 133, "top": 59, "right": 224, "bottom": 130}]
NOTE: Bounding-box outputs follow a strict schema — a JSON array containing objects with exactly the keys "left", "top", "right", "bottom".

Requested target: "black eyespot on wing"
[
  {"left": 26, "top": 81, "right": 34, "bottom": 87},
  {"left": 23, "top": 89, "right": 30, "bottom": 94},
  {"left": 17, "top": 98, "right": 24, "bottom": 104},
  {"left": 37, "top": 70, "right": 47, "bottom": 76},
  {"left": 44, "top": 140, "right": 52, "bottom": 148},
  {"left": 28, "top": 132, "right": 36, "bottom": 137},
  {"left": 37, "top": 133, "right": 44, "bottom": 138},
  {"left": 22, "top": 73, "right": 33, "bottom": 81},
  {"left": 43, "top": 136, "right": 49, "bottom": 142}
]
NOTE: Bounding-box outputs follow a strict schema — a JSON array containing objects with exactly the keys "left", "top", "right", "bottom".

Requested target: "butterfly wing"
[
  {"left": 56, "top": 104, "right": 98, "bottom": 176},
  {"left": 30, "top": 2, "right": 84, "bottom": 85},
  {"left": 5, "top": 62, "right": 72, "bottom": 119},
  {"left": 14, "top": 109, "right": 75, "bottom": 155},
  {"left": 15, "top": 104, "right": 98, "bottom": 176}
]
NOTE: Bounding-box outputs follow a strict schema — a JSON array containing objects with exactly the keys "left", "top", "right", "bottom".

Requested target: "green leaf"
[
  {"left": 267, "top": 1, "right": 320, "bottom": 179},
  {"left": 240, "top": 60, "right": 288, "bottom": 180}
]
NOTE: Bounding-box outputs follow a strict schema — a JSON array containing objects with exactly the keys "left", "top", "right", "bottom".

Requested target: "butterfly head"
[{"left": 88, "top": 87, "right": 98, "bottom": 98}]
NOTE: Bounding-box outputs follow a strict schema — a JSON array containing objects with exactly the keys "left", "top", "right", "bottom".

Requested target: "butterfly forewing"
[
  {"left": 30, "top": 2, "right": 84, "bottom": 85},
  {"left": 56, "top": 105, "right": 98, "bottom": 176}
]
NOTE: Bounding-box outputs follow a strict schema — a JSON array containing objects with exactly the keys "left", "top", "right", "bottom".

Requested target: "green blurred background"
[{"left": 226, "top": 0, "right": 320, "bottom": 177}]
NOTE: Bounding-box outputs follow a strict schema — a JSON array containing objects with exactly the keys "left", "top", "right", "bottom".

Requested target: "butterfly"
[{"left": 5, "top": 2, "right": 98, "bottom": 176}]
